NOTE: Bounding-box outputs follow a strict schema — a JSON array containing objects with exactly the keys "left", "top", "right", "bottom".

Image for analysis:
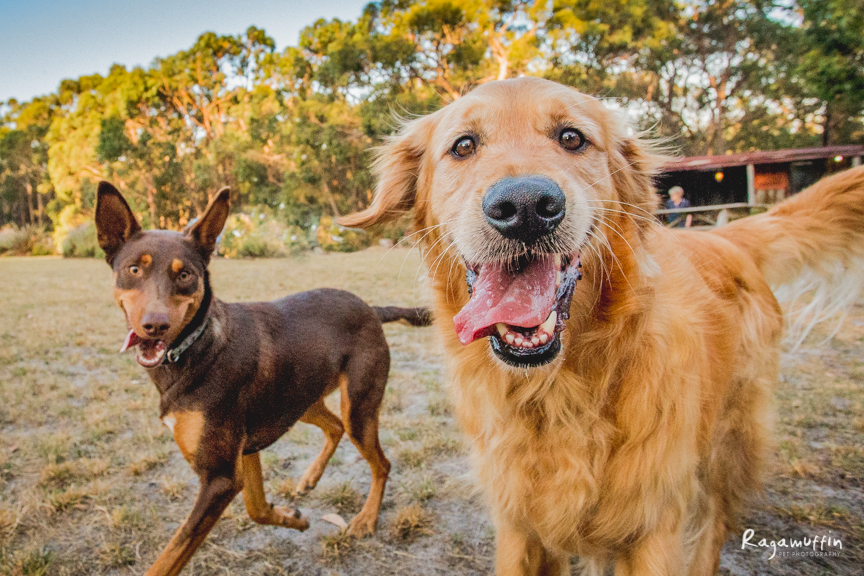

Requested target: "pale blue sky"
[{"left": 0, "top": 0, "right": 370, "bottom": 102}]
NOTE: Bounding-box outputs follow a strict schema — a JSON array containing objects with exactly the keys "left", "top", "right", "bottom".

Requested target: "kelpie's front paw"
[
  {"left": 346, "top": 511, "right": 377, "bottom": 538},
  {"left": 293, "top": 478, "right": 317, "bottom": 496},
  {"left": 294, "top": 464, "right": 326, "bottom": 495},
  {"left": 274, "top": 506, "right": 310, "bottom": 531}
]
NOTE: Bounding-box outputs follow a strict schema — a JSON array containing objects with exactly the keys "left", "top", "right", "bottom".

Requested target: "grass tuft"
[
  {"left": 320, "top": 530, "right": 354, "bottom": 563},
  {"left": 99, "top": 541, "right": 137, "bottom": 568},
  {"left": 390, "top": 503, "right": 433, "bottom": 541},
  {"left": 129, "top": 451, "right": 167, "bottom": 476},
  {"left": 319, "top": 482, "right": 362, "bottom": 513}
]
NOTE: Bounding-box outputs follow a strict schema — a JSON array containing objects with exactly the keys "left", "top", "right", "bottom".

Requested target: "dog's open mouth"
[
  {"left": 120, "top": 330, "right": 167, "bottom": 367},
  {"left": 453, "top": 253, "right": 581, "bottom": 367}
]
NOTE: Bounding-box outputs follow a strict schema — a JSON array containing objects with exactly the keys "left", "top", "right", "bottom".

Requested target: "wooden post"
[
  {"left": 746, "top": 164, "right": 756, "bottom": 206},
  {"left": 853, "top": 156, "right": 862, "bottom": 168}
]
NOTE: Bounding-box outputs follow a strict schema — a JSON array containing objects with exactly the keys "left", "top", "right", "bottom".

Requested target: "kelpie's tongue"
[
  {"left": 453, "top": 257, "right": 557, "bottom": 345},
  {"left": 120, "top": 329, "right": 141, "bottom": 353}
]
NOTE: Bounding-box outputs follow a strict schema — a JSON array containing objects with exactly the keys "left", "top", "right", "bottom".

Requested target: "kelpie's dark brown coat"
[{"left": 94, "top": 182, "right": 430, "bottom": 576}]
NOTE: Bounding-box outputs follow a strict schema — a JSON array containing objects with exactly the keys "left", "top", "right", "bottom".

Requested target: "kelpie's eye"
[
  {"left": 451, "top": 135, "right": 477, "bottom": 159},
  {"left": 128, "top": 265, "right": 141, "bottom": 275},
  {"left": 558, "top": 128, "right": 586, "bottom": 152},
  {"left": 178, "top": 271, "right": 191, "bottom": 282}
]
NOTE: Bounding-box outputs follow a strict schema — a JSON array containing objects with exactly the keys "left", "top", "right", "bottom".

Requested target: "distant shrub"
[
  {"left": 316, "top": 216, "right": 369, "bottom": 253},
  {"left": 0, "top": 225, "right": 53, "bottom": 256},
  {"left": 61, "top": 222, "right": 103, "bottom": 258},
  {"left": 30, "top": 234, "right": 55, "bottom": 256},
  {"left": 53, "top": 205, "right": 103, "bottom": 258},
  {"left": 219, "top": 207, "right": 310, "bottom": 258},
  {"left": 0, "top": 226, "right": 33, "bottom": 255}
]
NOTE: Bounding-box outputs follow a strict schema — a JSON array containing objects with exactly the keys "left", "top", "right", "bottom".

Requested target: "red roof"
[{"left": 664, "top": 145, "right": 864, "bottom": 171}]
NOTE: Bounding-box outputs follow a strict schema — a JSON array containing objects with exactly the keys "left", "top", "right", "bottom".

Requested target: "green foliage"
[
  {"left": 316, "top": 215, "right": 370, "bottom": 252},
  {"left": 219, "top": 208, "right": 311, "bottom": 258},
  {"left": 61, "top": 222, "right": 103, "bottom": 258},
  {"left": 0, "top": 226, "right": 29, "bottom": 255},
  {"left": 52, "top": 205, "right": 103, "bottom": 258},
  {"left": 0, "top": 225, "right": 51, "bottom": 256}
]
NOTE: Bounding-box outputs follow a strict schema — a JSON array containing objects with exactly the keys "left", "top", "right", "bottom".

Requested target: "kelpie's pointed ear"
[
  {"left": 95, "top": 181, "right": 141, "bottom": 266},
  {"left": 338, "top": 113, "right": 437, "bottom": 228},
  {"left": 187, "top": 187, "right": 230, "bottom": 263}
]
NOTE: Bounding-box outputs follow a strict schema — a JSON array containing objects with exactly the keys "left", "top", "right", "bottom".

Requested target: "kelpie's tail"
[
  {"left": 714, "top": 166, "right": 864, "bottom": 347},
  {"left": 373, "top": 306, "right": 433, "bottom": 326}
]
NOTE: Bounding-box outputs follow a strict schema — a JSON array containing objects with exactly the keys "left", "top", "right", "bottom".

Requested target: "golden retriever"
[{"left": 340, "top": 77, "right": 864, "bottom": 575}]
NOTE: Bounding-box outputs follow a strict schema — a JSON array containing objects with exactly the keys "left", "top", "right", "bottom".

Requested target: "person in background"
[{"left": 666, "top": 186, "right": 693, "bottom": 228}]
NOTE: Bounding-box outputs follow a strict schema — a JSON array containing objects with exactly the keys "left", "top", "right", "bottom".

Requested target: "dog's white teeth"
[
  {"left": 514, "top": 336, "right": 524, "bottom": 346},
  {"left": 531, "top": 336, "right": 540, "bottom": 345},
  {"left": 540, "top": 311, "right": 557, "bottom": 335},
  {"left": 505, "top": 333, "right": 515, "bottom": 344},
  {"left": 539, "top": 333, "right": 549, "bottom": 344},
  {"left": 556, "top": 270, "right": 562, "bottom": 287},
  {"left": 496, "top": 323, "right": 509, "bottom": 337},
  {"left": 554, "top": 254, "right": 561, "bottom": 269}
]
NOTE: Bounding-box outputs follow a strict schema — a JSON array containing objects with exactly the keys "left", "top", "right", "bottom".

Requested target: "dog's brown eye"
[
  {"left": 559, "top": 128, "right": 586, "bottom": 152},
  {"left": 451, "top": 136, "right": 477, "bottom": 159},
  {"left": 129, "top": 265, "right": 140, "bottom": 275},
  {"left": 178, "top": 271, "right": 191, "bottom": 282}
]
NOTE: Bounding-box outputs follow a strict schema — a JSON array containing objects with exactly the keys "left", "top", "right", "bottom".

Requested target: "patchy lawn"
[{"left": 0, "top": 250, "right": 861, "bottom": 575}]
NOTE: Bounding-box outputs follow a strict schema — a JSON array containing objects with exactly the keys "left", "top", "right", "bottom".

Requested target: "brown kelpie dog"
[{"left": 94, "top": 181, "right": 431, "bottom": 576}]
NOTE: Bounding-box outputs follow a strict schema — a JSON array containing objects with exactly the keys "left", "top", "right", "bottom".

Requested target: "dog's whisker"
[
  {"left": 415, "top": 230, "right": 457, "bottom": 294},
  {"left": 592, "top": 218, "right": 640, "bottom": 295},
  {"left": 398, "top": 219, "right": 455, "bottom": 285},
  {"left": 377, "top": 221, "right": 448, "bottom": 266}
]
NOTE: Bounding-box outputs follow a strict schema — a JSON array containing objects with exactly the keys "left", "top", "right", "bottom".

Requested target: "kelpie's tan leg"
[
  {"left": 340, "top": 375, "right": 390, "bottom": 537},
  {"left": 495, "top": 518, "right": 570, "bottom": 576},
  {"left": 295, "top": 399, "right": 344, "bottom": 494},
  {"left": 145, "top": 475, "right": 240, "bottom": 576},
  {"left": 241, "top": 452, "right": 309, "bottom": 530}
]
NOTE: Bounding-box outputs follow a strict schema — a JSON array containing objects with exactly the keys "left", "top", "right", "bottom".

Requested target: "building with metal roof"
[{"left": 656, "top": 145, "right": 863, "bottom": 207}]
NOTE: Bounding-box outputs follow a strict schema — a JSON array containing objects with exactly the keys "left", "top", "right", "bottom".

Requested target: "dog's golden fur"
[{"left": 341, "top": 77, "right": 864, "bottom": 575}]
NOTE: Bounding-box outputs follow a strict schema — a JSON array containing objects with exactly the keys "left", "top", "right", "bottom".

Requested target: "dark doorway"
[{"left": 655, "top": 166, "right": 748, "bottom": 206}]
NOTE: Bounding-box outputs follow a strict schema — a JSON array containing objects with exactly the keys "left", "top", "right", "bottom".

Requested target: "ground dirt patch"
[{"left": 0, "top": 250, "right": 861, "bottom": 574}]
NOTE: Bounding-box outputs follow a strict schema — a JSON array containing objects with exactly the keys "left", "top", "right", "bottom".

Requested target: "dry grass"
[
  {"left": 318, "top": 482, "right": 362, "bottom": 514},
  {"left": 390, "top": 503, "right": 433, "bottom": 541},
  {"left": 0, "top": 251, "right": 862, "bottom": 575},
  {"left": 320, "top": 530, "right": 355, "bottom": 563}
]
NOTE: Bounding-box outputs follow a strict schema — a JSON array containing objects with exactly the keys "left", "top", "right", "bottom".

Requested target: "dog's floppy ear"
[
  {"left": 187, "top": 187, "right": 230, "bottom": 263},
  {"left": 610, "top": 135, "right": 667, "bottom": 233},
  {"left": 95, "top": 181, "right": 141, "bottom": 266},
  {"left": 338, "top": 114, "right": 437, "bottom": 228}
]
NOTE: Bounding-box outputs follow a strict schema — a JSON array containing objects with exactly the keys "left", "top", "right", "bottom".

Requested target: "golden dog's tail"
[{"left": 714, "top": 165, "right": 864, "bottom": 348}]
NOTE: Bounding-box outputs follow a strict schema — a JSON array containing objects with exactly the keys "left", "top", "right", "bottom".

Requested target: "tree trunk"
[
  {"left": 36, "top": 187, "right": 44, "bottom": 226},
  {"left": 25, "top": 180, "right": 35, "bottom": 226},
  {"left": 147, "top": 186, "right": 158, "bottom": 228},
  {"left": 822, "top": 102, "right": 831, "bottom": 146},
  {"left": 322, "top": 180, "right": 340, "bottom": 218},
  {"left": 489, "top": 35, "right": 509, "bottom": 81}
]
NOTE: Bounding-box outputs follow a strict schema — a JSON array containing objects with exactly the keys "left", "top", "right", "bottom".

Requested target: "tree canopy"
[{"left": 1, "top": 0, "right": 861, "bottom": 234}]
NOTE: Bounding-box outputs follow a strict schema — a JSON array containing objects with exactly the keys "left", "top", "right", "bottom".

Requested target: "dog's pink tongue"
[
  {"left": 119, "top": 329, "right": 141, "bottom": 353},
  {"left": 454, "top": 257, "right": 557, "bottom": 345}
]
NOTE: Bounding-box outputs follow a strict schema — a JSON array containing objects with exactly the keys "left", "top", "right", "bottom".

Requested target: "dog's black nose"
[
  {"left": 142, "top": 313, "right": 170, "bottom": 338},
  {"left": 482, "top": 176, "right": 566, "bottom": 242}
]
